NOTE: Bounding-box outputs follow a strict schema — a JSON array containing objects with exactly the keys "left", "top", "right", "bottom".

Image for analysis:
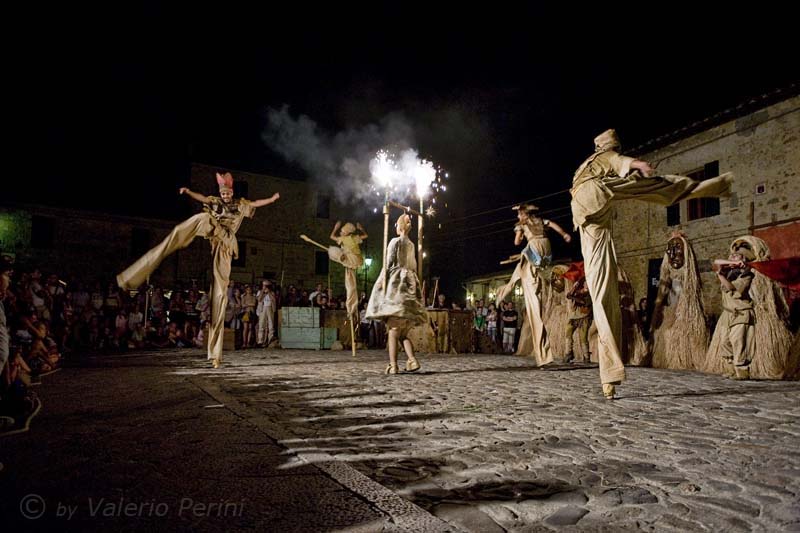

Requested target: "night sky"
[{"left": 7, "top": 8, "right": 798, "bottom": 290}]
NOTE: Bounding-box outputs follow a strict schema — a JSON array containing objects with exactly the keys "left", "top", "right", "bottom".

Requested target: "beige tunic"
[
  {"left": 117, "top": 197, "right": 255, "bottom": 361},
  {"left": 329, "top": 234, "right": 365, "bottom": 317},
  {"left": 570, "top": 149, "right": 731, "bottom": 384}
]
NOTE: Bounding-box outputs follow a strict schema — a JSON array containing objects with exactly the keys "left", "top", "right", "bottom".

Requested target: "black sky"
[{"left": 7, "top": 8, "right": 798, "bottom": 286}]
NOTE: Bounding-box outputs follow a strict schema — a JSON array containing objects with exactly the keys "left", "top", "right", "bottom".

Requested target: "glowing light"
[
  {"left": 369, "top": 150, "right": 397, "bottom": 188},
  {"left": 414, "top": 159, "right": 436, "bottom": 200}
]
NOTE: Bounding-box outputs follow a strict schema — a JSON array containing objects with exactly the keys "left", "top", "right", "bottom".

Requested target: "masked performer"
[
  {"left": 571, "top": 129, "right": 731, "bottom": 399},
  {"left": 650, "top": 232, "right": 709, "bottom": 370},
  {"left": 117, "top": 172, "right": 280, "bottom": 368},
  {"left": 565, "top": 274, "right": 593, "bottom": 363},
  {"left": 366, "top": 214, "right": 426, "bottom": 374},
  {"left": 705, "top": 236, "right": 796, "bottom": 379}
]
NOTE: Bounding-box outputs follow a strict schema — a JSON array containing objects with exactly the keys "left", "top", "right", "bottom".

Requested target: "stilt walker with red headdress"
[{"left": 117, "top": 172, "right": 280, "bottom": 368}]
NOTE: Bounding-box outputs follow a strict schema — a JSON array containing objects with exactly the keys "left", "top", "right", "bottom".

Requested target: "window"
[
  {"left": 131, "top": 228, "right": 151, "bottom": 257},
  {"left": 315, "top": 251, "right": 329, "bottom": 275},
  {"left": 315, "top": 194, "right": 330, "bottom": 219},
  {"left": 233, "top": 180, "right": 248, "bottom": 199},
  {"left": 31, "top": 216, "right": 55, "bottom": 249},
  {"left": 666, "top": 204, "right": 680, "bottom": 226},
  {"left": 686, "top": 161, "right": 720, "bottom": 221},
  {"left": 232, "top": 240, "right": 246, "bottom": 267}
]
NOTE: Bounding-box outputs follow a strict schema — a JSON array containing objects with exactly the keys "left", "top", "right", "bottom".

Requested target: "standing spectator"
[
  {"left": 256, "top": 281, "right": 276, "bottom": 347},
  {"left": 472, "top": 299, "right": 487, "bottom": 353},
  {"left": 240, "top": 285, "right": 257, "bottom": 348},
  {"left": 502, "top": 301, "right": 519, "bottom": 353},
  {"left": 486, "top": 303, "right": 498, "bottom": 346},
  {"left": 308, "top": 283, "right": 324, "bottom": 305},
  {"left": 0, "top": 257, "right": 13, "bottom": 376}
]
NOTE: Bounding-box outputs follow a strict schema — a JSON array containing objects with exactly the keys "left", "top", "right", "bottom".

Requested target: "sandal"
[
  {"left": 385, "top": 364, "right": 399, "bottom": 375},
  {"left": 405, "top": 360, "right": 420, "bottom": 372}
]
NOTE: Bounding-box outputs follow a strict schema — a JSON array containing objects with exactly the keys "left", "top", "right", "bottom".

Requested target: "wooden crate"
[
  {"left": 280, "top": 326, "right": 339, "bottom": 350},
  {"left": 427, "top": 310, "right": 450, "bottom": 353},
  {"left": 223, "top": 328, "right": 236, "bottom": 351},
  {"left": 202, "top": 325, "right": 236, "bottom": 351},
  {"left": 321, "top": 327, "right": 338, "bottom": 349},
  {"left": 448, "top": 310, "right": 473, "bottom": 354},
  {"left": 280, "top": 327, "right": 323, "bottom": 349},
  {"left": 279, "top": 307, "right": 320, "bottom": 328},
  {"left": 322, "top": 309, "right": 353, "bottom": 346}
]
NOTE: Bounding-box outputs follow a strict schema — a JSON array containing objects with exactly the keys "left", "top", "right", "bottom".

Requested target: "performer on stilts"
[
  {"left": 300, "top": 221, "right": 367, "bottom": 355},
  {"left": 496, "top": 203, "right": 571, "bottom": 366},
  {"left": 570, "top": 129, "right": 732, "bottom": 399},
  {"left": 330, "top": 220, "right": 368, "bottom": 316},
  {"left": 365, "top": 213, "right": 426, "bottom": 374},
  {"left": 116, "top": 172, "right": 280, "bottom": 368}
]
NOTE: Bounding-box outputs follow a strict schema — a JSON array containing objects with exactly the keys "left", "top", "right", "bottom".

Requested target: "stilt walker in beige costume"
[
  {"left": 329, "top": 221, "right": 368, "bottom": 317},
  {"left": 570, "top": 129, "right": 732, "bottom": 399},
  {"left": 496, "top": 204, "right": 571, "bottom": 366},
  {"left": 116, "top": 172, "right": 280, "bottom": 368}
]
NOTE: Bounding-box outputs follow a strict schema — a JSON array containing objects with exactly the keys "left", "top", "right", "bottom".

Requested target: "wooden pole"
[
  {"left": 418, "top": 196, "right": 424, "bottom": 283},
  {"left": 382, "top": 190, "right": 390, "bottom": 290}
]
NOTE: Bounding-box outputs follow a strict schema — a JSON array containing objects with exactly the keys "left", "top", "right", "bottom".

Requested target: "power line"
[
  {"left": 446, "top": 188, "right": 571, "bottom": 224},
  {"left": 430, "top": 212, "right": 574, "bottom": 246},
  {"left": 432, "top": 205, "right": 573, "bottom": 238}
]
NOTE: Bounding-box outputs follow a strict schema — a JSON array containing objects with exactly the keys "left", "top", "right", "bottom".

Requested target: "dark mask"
[{"left": 666, "top": 237, "right": 685, "bottom": 269}]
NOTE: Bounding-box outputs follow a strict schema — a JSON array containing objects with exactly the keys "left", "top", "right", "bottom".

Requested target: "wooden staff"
[
  {"left": 500, "top": 254, "right": 522, "bottom": 265},
  {"left": 388, "top": 200, "right": 423, "bottom": 217},
  {"left": 350, "top": 317, "right": 356, "bottom": 357},
  {"left": 382, "top": 193, "right": 390, "bottom": 290},
  {"left": 299, "top": 234, "right": 328, "bottom": 251}
]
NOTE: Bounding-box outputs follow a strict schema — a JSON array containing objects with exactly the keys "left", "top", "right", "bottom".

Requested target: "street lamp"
[{"left": 363, "top": 256, "right": 373, "bottom": 294}]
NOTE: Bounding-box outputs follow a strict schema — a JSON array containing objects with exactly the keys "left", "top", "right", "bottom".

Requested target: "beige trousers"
[
  {"left": 497, "top": 260, "right": 554, "bottom": 366},
  {"left": 329, "top": 246, "right": 363, "bottom": 318},
  {"left": 578, "top": 172, "right": 732, "bottom": 384},
  {"left": 116, "top": 213, "right": 231, "bottom": 361}
]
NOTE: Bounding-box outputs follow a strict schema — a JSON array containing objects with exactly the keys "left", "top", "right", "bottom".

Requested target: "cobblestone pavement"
[
  {"left": 178, "top": 348, "right": 800, "bottom": 532},
  {"left": 5, "top": 347, "right": 798, "bottom": 532}
]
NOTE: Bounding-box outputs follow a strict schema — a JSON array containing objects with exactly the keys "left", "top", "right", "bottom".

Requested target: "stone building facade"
[
  {"left": 1, "top": 163, "right": 386, "bottom": 295},
  {"left": 614, "top": 94, "right": 800, "bottom": 317}
]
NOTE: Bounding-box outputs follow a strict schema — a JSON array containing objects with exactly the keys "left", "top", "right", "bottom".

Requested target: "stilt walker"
[
  {"left": 496, "top": 204, "right": 571, "bottom": 366},
  {"left": 117, "top": 172, "right": 280, "bottom": 368},
  {"left": 570, "top": 129, "right": 732, "bottom": 399},
  {"left": 301, "top": 220, "right": 368, "bottom": 356}
]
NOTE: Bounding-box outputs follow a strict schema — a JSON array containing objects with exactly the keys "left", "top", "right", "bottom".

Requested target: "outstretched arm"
[
  {"left": 179, "top": 187, "right": 211, "bottom": 204},
  {"left": 330, "top": 221, "right": 342, "bottom": 242},
  {"left": 547, "top": 220, "right": 572, "bottom": 243},
  {"left": 630, "top": 159, "right": 655, "bottom": 177},
  {"left": 711, "top": 258, "right": 744, "bottom": 273},
  {"left": 251, "top": 193, "right": 280, "bottom": 209}
]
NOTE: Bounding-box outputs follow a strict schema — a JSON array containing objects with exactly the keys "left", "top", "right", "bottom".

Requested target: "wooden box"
[{"left": 279, "top": 307, "right": 320, "bottom": 328}]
